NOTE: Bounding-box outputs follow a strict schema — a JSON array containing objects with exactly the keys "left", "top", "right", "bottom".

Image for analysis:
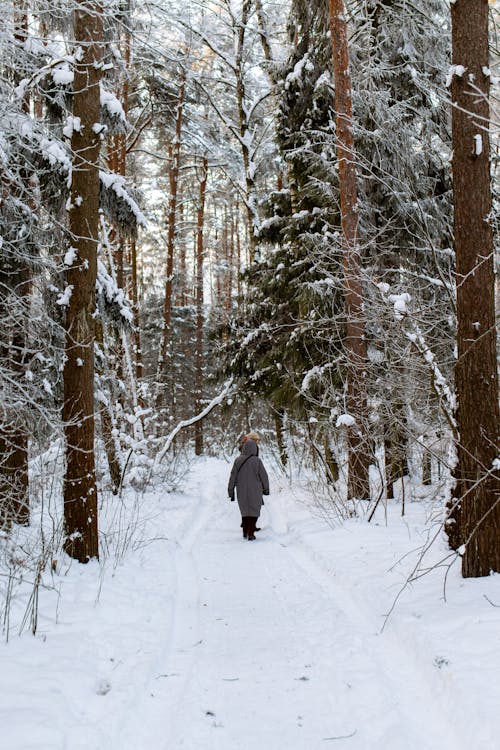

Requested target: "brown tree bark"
[
  {"left": 324, "top": 433, "right": 339, "bottom": 484},
  {"left": 448, "top": 0, "right": 500, "bottom": 577},
  {"left": 235, "top": 0, "right": 258, "bottom": 263},
  {"left": 329, "top": 0, "right": 370, "bottom": 501},
  {"left": 63, "top": 2, "right": 103, "bottom": 562},
  {"left": 195, "top": 157, "right": 208, "bottom": 456},
  {"left": 422, "top": 448, "right": 432, "bottom": 486},
  {"left": 95, "top": 318, "right": 122, "bottom": 495},
  {"left": 384, "top": 404, "right": 408, "bottom": 499},
  {"left": 177, "top": 197, "right": 187, "bottom": 307},
  {"left": 0, "top": 0, "right": 31, "bottom": 526},
  {"left": 274, "top": 409, "right": 288, "bottom": 468},
  {"left": 130, "top": 236, "right": 143, "bottom": 389},
  {"left": 160, "top": 79, "right": 185, "bottom": 371},
  {"left": 236, "top": 202, "right": 242, "bottom": 301}
]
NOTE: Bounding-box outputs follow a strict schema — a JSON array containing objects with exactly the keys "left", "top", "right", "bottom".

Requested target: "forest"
[{"left": 0, "top": 1, "right": 499, "bottom": 747}]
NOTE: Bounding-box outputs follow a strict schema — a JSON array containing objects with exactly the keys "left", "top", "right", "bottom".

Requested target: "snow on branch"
[
  {"left": 405, "top": 326, "right": 457, "bottom": 432},
  {"left": 99, "top": 171, "right": 147, "bottom": 231},
  {"left": 377, "top": 284, "right": 456, "bottom": 433},
  {"left": 155, "top": 379, "right": 235, "bottom": 465}
]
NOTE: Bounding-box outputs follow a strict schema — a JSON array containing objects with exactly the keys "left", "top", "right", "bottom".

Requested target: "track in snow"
[{"left": 117, "top": 460, "right": 464, "bottom": 750}]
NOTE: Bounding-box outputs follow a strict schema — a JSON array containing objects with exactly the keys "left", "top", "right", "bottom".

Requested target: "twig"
[
  {"left": 323, "top": 730, "right": 357, "bottom": 741},
  {"left": 483, "top": 594, "right": 500, "bottom": 608}
]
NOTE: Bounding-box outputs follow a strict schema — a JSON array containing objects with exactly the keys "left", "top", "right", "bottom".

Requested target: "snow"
[
  {"left": 388, "top": 292, "right": 411, "bottom": 320},
  {"left": 99, "top": 171, "right": 147, "bottom": 227},
  {"left": 336, "top": 413, "right": 356, "bottom": 427},
  {"left": 285, "top": 54, "right": 314, "bottom": 89},
  {"left": 55, "top": 285, "right": 73, "bottom": 306},
  {"left": 446, "top": 65, "right": 466, "bottom": 87},
  {"left": 63, "top": 116, "right": 82, "bottom": 139},
  {"left": 100, "top": 85, "right": 127, "bottom": 123},
  {"left": 63, "top": 247, "right": 78, "bottom": 267},
  {"left": 1, "top": 457, "right": 499, "bottom": 750},
  {"left": 39, "top": 137, "right": 72, "bottom": 174},
  {"left": 301, "top": 365, "right": 321, "bottom": 392},
  {"left": 97, "top": 259, "right": 134, "bottom": 323},
  {"left": 52, "top": 62, "right": 74, "bottom": 86}
]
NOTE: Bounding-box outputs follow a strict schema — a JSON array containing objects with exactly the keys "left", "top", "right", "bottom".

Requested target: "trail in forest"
[{"left": 119, "top": 459, "right": 463, "bottom": 750}]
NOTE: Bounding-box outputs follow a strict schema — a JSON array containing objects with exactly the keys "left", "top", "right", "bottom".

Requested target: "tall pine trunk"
[
  {"left": 235, "top": 0, "right": 258, "bottom": 263},
  {"left": 160, "top": 79, "right": 185, "bottom": 372},
  {"left": 194, "top": 158, "right": 208, "bottom": 456},
  {"left": 0, "top": 0, "right": 31, "bottom": 526},
  {"left": 448, "top": 0, "right": 500, "bottom": 576},
  {"left": 63, "top": 2, "right": 103, "bottom": 562},
  {"left": 329, "top": 0, "right": 370, "bottom": 501}
]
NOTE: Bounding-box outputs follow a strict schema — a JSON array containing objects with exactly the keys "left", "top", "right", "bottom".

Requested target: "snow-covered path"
[
  {"left": 116, "top": 460, "right": 461, "bottom": 750},
  {"left": 3, "top": 456, "right": 499, "bottom": 750}
]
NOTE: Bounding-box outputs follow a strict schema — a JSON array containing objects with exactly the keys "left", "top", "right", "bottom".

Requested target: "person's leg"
[
  {"left": 242, "top": 516, "right": 249, "bottom": 538},
  {"left": 247, "top": 517, "right": 257, "bottom": 540}
]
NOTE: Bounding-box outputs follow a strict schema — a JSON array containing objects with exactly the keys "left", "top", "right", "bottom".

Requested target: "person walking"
[{"left": 228, "top": 438, "right": 269, "bottom": 540}]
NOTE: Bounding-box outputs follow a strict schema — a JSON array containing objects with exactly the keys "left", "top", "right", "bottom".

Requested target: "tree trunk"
[
  {"left": 384, "top": 436, "right": 408, "bottom": 500},
  {"left": 95, "top": 319, "right": 122, "bottom": 495},
  {"left": 130, "top": 236, "right": 143, "bottom": 392},
  {"left": 160, "top": 79, "right": 185, "bottom": 371},
  {"left": 324, "top": 433, "right": 339, "bottom": 483},
  {"left": 63, "top": 2, "right": 103, "bottom": 563},
  {"left": 177, "top": 197, "right": 187, "bottom": 307},
  {"left": 236, "top": 198, "right": 242, "bottom": 300},
  {"left": 448, "top": 0, "right": 500, "bottom": 577},
  {"left": 422, "top": 446, "right": 432, "bottom": 486},
  {"left": 384, "top": 404, "right": 408, "bottom": 499},
  {"left": 329, "top": 0, "right": 370, "bottom": 501},
  {"left": 195, "top": 157, "right": 208, "bottom": 456},
  {"left": 235, "top": 0, "right": 259, "bottom": 263},
  {"left": 0, "top": 0, "right": 32, "bottom": 526},
  {"left": 274, "top": 409, "right": 288, "bottom": 468}
]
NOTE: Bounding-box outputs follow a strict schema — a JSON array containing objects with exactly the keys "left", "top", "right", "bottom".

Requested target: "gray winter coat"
[{"left": 228, "top": 439, "right": 269, "bottom": 517}]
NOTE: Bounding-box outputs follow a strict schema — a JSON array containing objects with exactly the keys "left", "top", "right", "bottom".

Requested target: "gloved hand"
[{"left": 229, "top": 495, "right": 235, "bottom": 502}]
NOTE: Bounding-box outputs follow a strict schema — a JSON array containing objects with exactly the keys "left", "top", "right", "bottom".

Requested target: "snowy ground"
[{"left": 2, "top": 456, "right": 499, "bottom": 750}]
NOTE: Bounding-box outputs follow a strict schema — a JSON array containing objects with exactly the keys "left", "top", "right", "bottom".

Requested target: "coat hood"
[{"left": 241, "top": 439, "right": 258, "bottom": 457}]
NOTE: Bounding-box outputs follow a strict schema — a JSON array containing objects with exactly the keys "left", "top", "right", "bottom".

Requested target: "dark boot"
[
  {"left": 242, "top": 516, "right": 249, "bottom": 539},
  {"left": 247, "top": 517, "right": 257, "bottom": 540},
  {"left": 244, "top": 521, "right": 261, "bottom": 532}
]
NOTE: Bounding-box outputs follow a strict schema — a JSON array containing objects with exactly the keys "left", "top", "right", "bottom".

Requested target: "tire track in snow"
[
  {"left": 269, "top": 530, "right": 464, "bottom": 750},
  {"left": 118, "top": 477, "right": 216, "bottom": 750}
]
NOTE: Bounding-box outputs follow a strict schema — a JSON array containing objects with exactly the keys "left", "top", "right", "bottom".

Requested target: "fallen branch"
[
  {"left": 323, "top": 729, "right": 357, "bottom": 741},
  {"left": 483, "top": 594, "right": 500, "bottom": 608},
  {"left": 154, "top": 379, "right": 235, "bottom": 465}
]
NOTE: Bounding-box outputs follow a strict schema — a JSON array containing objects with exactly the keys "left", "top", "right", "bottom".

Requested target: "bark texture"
[
  {"left": 63, "top": 2, "right": 103, "bottom": 562},
  {"left": 194, "top": 157, "right": 208, "bottom": 456},
  {"left": 329, "top": 0, "right": 370, "bottom": 500},
  {"left": 449, "top": 0, "right": 500, "bottom": 576},
  {"left": 160, "top": 79, "right": 185, "bottom": 370},
  {"left": 0, "top": 0, "right": 31, "bottom": 526}
]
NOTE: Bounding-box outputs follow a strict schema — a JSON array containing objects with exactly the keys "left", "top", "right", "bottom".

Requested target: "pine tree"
[
  {"left": 447, "top": 0, "right": 500, "bottom": 576},
  {"left": 352, "top": 0, "right": 453, "bottom": 498},
  {"left": 218, "top": 0, "right": 345, "bottom": 472},
  {"left": 63, "top": 1, "right": 104, "bottom": 562},
  {"left": 329, "top": 0, "right": 370, "bottom": 500}
]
